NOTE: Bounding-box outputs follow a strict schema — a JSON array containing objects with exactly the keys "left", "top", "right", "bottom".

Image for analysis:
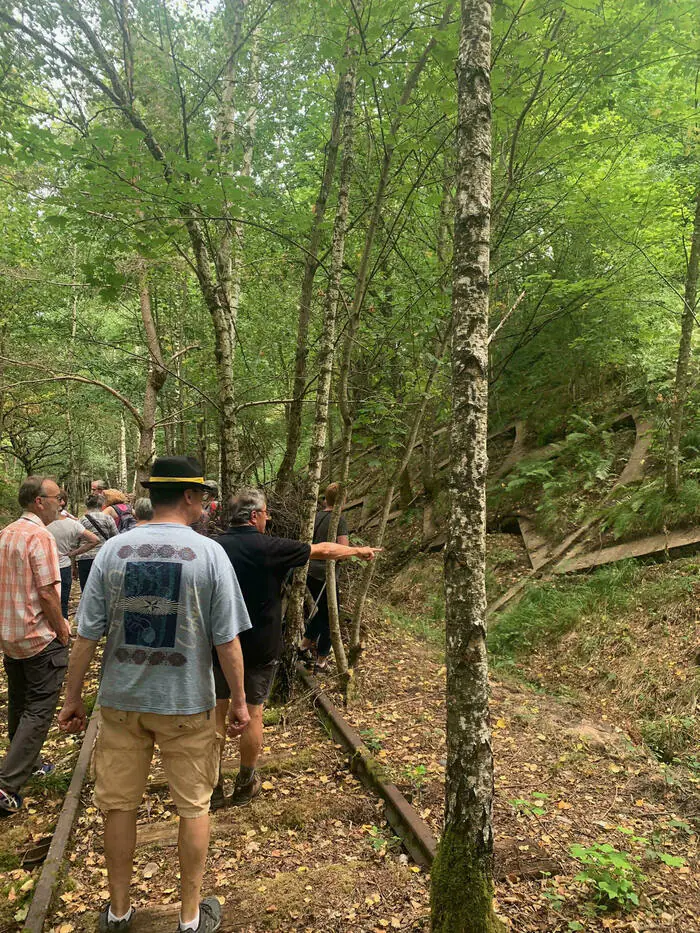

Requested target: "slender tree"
[
  {"left": 431, "top": 0, "right": 504, "bottom": 930},
  {"left": 283, "top": 57, "right": 358, "bottom": 684},
  {"left": 276, "top": 62, "right": 351, "bottom": 497},
  {"left": 666, "top": 187, "right": 700, "bottom": 497}
]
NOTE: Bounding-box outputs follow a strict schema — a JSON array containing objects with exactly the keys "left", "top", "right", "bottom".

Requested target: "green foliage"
[
  {"left": 490, "top": 422, "right": 632, "bottom": 536},
  {"left": 508, "top": 792, "right": 549, "bottom": 817},
  {"left": 602, "top": 478, "right": 700, "bottom": 540},
  {"left": 359, "top": 728, "right": 385, "bottom": 754},
  {"left": 570, "top": 842, "right": 645, "bottom": 910},
  {"left": 639, "top": 715, "right": 696, "bottom": 763},
  {"left": 382, "top": 605, "right": 444, "bottom": 650},
  {"left": 489, "top": 562, "right": 640, "bottom": 661}
]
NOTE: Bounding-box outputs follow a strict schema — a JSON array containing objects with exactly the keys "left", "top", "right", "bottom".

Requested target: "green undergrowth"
[
  {"left": 382, "top": 604, "right": 444, "bottom": 650},
  {"left": 488, "top": 560, "right": 700, "bottom": 770},
  {"left": 488, "top": 418, "right": 636, "bottom": 538},
  {"left": 488, "top": 562, "right": 645, "bottom": 662},
  {"left": 601, "top": 477, "right": 700, "bottom": 540}
]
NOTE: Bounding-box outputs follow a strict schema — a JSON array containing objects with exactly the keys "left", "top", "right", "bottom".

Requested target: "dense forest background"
[{"left": 0, "top": 0, "right": 697, "bottom": 525}]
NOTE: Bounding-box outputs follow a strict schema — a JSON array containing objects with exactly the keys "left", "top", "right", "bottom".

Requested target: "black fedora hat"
[{"left": 141, "top": 456, "right": 209, "bottom": 490}]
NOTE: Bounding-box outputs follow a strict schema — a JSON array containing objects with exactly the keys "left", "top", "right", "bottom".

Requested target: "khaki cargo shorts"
[{"left": 94, "top": 707, "right": 219, "bottom": 819}]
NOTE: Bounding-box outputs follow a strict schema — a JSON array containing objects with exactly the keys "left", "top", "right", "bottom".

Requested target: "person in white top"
[{"left": 47, "top": 514, "right": 98, "bottom": 618}]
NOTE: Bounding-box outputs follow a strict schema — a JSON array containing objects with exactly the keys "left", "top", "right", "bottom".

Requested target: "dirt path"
[
  {"left": 46, "top": 706, "right": 432, "bottom": 932},
  {"left": 320, "top": 615, "right": 700, "bottom": 932}
]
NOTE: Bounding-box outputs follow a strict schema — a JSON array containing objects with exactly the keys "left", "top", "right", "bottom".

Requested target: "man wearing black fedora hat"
[{"left": 57, "top": 456, "right": 251, "bottom": 933}]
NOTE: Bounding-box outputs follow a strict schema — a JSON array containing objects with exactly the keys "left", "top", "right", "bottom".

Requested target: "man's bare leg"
[
  {"left": 211, "top": 699, "right": 229, "bottom": 808},
  {"left": 104, "top": 809, "right": 137, "bottom": 917},
  {"left": 178, "top": 813, "right": 210, "bottom": 924},
  {"left": 231, "top": 704, "right": 263, "bottom": 805},
  {"left": 240, "top": 703, "right": 263, "bottom": 770}
]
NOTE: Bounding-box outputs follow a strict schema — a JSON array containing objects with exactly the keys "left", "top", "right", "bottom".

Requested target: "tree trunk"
[
  {"left": 134, "top": 264, "right": 167, "bottom": 487},
  {"left": 281, "top": 60, "right": 357, "bottom": 697},
  {"left": 422, "top": 399, "right": 439, "bottom": 543},
  {"left": 666, "top": 187, "right": 700, "bottom": 497},
  {"left": 430, "top": 0, "right": 504, "bottom": 928},
  {"left": 119, "top": 414, "right": 128, "bottom": 490},
  {"left": 212, "top": 27, "right": 259, "bottom": 497},
  {"left": 276, "top": 65, "right": 350, "bottom": 498},
  {"left": 399, "top": 467, "right": 413, "bottom": 509}
]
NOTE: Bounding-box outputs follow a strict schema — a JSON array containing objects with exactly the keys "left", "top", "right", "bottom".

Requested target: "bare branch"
[{"left": 488, "top": 289, "right": 526, "bottom": 345}]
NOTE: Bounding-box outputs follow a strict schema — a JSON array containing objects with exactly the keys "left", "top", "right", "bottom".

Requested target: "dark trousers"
[
  {"left": 77, "top": 559, "right": 94, "bottom": 591},
  {"left": 59, "top": 565, "right": 72, "bottom": 617},
  {"left": 304, "top": 576, "right": 336, "bottom": 658},
  {"left": 0, "top": 640, "right": 69, "bottom": 795}
]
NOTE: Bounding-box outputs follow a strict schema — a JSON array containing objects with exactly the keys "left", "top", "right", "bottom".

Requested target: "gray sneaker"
[
  {"left": 98, "top": 905, "right": 135, "bottom": 931},
  {"left": 178, "top": 897, "right": 221, "bottom": 932}
]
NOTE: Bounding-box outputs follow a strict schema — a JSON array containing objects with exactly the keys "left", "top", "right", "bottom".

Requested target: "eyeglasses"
[{"left": 39, "top": 495, "right": 62, "bottom": 502}]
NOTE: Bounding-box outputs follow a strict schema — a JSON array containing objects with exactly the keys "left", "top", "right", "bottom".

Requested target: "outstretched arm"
[{"left": 309, "top": 542, "right": 381, "bottom": 562}]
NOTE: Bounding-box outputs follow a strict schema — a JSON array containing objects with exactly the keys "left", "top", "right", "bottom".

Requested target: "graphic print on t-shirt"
[{"left": 122, "top": 560, "right": 182, "bottom": 649}]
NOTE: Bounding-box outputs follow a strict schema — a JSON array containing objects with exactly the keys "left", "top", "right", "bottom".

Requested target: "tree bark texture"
[
  {"left": 134, "top": 263, "right": 167, "bottom": 487},
  {"left": 276, "top": 65, "right": 350, "bottom": 497},
  {"left": 430, "top": 0, "right": 503, "bottom": 930},
  {"left": 280, "top": 59, "right": 357, "bottom": 698},
  {"left": 666, "top": 187, "right": 700, "bottom": 497},
  {"left": 119, "top": 414, "right": 128, "bottom": 491}
]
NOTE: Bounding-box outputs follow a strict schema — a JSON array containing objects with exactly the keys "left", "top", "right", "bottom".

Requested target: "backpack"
[{"left": 113, "top": 502, "right": 137, "bottom": 533}]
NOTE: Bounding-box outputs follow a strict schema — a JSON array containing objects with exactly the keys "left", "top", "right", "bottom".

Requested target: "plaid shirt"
[{"left": 0, "top": 512, "right": 60, "bottom": 659}]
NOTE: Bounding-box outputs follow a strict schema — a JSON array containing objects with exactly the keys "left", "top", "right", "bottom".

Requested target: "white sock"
[
  {"left": 108, "top": 906, "right": 133, "bottom": 923},
  {"left": 179, "top": 910, "right": 200, "bottom": 931}
]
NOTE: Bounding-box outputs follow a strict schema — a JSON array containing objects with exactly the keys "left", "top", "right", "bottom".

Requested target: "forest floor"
[{"left": 1, "top": 541, "right": 698, "bottom": 932}]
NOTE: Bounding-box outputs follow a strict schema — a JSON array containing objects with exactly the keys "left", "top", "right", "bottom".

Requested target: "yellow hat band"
[{"left": 147, "top": 476, "right": 205, "bottom": 484}]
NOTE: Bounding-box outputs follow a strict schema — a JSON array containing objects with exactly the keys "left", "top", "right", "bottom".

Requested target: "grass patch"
[
  {"left": 263, "top": 706, "right": 283, "bottom": 726},
  {"left": 639, "top": 716, "right": 697, "bottom": 764},
  {"left": 489, "top": 562, "right": 642, "bottom": 662},
  {"left": 382, "top": 605, "right": 444, "bottom": 650},
  {"left": 601, "top": 477, "right": 700, "bottom": 540},
  {"left": 24, "top": 769, "right": 72, "bottom": 796}
]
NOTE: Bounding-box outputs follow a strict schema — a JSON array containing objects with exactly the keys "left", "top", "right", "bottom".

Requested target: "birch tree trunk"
[
  {"left": 431, "top": 0, "right": 504, "bottom": 928},
  {"left": 134, "top": 263, "right": 167, "bottom": 487},
  {"left": 276, "top": 65, "right": 349, "bottom": 498},
  {"left": 279, "top": 55, "right": 357, "bottom": 700},
  {"left": 666, "top": 187, "right": 700, "bottom": 497},
  {"left": 119, "top": 414, "right": 128, "bottom": 490}
]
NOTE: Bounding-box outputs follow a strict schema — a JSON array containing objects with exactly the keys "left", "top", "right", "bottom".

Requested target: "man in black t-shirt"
[
  {"left": 213, "top": 487, "right": 380, "bottom": 808},
  {"left": 299, "top": 482, "right": 348, "bottom": 672}
]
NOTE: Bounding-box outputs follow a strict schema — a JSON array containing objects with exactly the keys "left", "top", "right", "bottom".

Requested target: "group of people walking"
[{"left": 0, "top": 457, "right": 378, "bottom": 933}]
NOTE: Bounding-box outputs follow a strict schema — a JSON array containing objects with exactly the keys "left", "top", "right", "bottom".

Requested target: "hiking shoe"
[
  {"left": 210, "top": 783, "right": 227, "bottom": 812},
  {"left": 296, "top": 646, "right": 314, "bottom": 664},
  {"left": 0, "top": 787, "right": 21, "bottom": 817},
  {"left": 98, "top": 905, "right": 135, "bottom": 931},
  {"left": 33, "top": 762, "right": 55, "bottom": 778},
  {"left": 229, "top": 772, "right": 262, "bottom": 807},
  {"left": 178, "top": 897, "right": 221, "bottom": 932}
]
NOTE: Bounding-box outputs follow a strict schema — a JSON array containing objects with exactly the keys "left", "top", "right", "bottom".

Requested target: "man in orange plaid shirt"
[{"left": 0, "top": 476, "right": 71, "bottom": 816}]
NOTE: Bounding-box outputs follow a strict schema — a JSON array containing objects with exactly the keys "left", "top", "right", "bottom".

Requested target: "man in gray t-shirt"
[{"left": 58, "top": 457, "right": 251, "bottom": 933}]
